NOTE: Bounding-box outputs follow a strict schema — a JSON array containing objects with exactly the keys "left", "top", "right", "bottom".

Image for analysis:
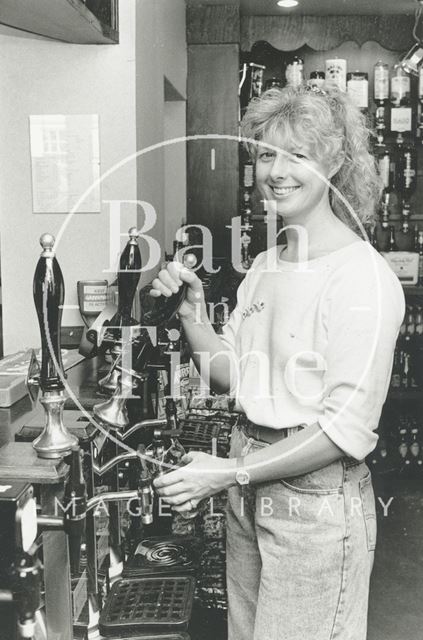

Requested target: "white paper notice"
[{"left": 29, "top": 114, "right": 101, "bottom": 213}]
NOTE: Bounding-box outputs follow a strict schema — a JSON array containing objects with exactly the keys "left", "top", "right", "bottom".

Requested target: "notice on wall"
[{"left": 29, "top": 114, "right": 101, "bottom": 213}]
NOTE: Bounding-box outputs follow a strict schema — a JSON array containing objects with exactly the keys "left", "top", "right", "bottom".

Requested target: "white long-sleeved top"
[{"left": 220, "top": 241, "right": 405, "bottom": 460}]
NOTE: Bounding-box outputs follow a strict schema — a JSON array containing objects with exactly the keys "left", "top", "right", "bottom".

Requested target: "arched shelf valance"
[{"left": 241, "top": 15, "right": 416, "bottom": 53}]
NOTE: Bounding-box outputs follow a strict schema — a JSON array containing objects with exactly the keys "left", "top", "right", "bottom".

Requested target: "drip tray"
[
  {"left": 99, "top": 576, "right": 195, "bottom": 636},
  {"left": 123, "top": 536, "right": 201, "bottom": 578}
]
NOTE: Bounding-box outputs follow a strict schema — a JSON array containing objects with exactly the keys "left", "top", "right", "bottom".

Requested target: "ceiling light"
[{"left": 277, "top": 0, "right": 299, "bottom": 7}]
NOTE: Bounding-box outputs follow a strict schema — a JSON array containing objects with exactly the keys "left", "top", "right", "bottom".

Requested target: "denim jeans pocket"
[
  {"left": 359, "top": 472, "right": 377, "bottom": 551},
  {"left": 280, "top": 460, "right": 344, "bottom": 495}
]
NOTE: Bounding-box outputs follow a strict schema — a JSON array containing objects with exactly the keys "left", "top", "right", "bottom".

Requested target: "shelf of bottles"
[
  {"left": 368, "top": 405, "right": 423, "bottom": 491},
  {"left": 238, "top": 50, "right": 423, "bottom": 266},
  {"left": 390, "top": 303, "right": 423, "bottom": 393}
]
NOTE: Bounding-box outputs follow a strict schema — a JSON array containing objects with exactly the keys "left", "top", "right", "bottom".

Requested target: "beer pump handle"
[
  {"left": 33, "top": 234, "right": 65, "bottom": 392},
  {"left": 144, "top": 253, "right": 197, "bottom": 327},
  {"left": 63, "top": 446, "right": 87, "bottom": 574},
  {"left": 113, "top": 227, "right": 142, "bottom": 328}
]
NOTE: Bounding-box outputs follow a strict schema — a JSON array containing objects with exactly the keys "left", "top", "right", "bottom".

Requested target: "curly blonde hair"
[{"left": 241, "top": 84, "right": 382, "bottom": 232}]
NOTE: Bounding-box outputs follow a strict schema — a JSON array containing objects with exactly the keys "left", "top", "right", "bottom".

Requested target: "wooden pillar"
[{"left": 186, "top": 4, "right": 241, "bottom": 258}]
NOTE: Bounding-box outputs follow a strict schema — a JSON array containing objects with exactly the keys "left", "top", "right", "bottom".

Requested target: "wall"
[
  {"left": 0, "top": 0, "right": 187, "bottom": 354},
  {"left": 135, "top": 0, "right": 187, "bottom": 284}
]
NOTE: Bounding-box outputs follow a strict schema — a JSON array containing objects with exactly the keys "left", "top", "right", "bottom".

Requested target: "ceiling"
[{"left": 187, "top": 0, "right": 419, "bottom": 16}]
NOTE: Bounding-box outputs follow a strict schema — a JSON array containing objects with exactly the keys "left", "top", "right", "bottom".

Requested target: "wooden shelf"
[
  {"left": 387, "top": 388, "right": 423, "bottom": 401},
  {"left": 0, "top": 0, "right": 119, "bottom": 44},
  {"left": 403, "top": 285, "right": 423, "bottom": 296}
]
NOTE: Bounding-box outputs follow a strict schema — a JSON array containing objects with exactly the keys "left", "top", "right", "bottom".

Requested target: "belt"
[{"left": 237, "top": 415, "right": 304, "bottom": 444}]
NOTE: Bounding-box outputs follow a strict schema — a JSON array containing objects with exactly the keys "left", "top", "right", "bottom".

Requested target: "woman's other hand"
[{"left": 153, "top": 451, "right": 236, "bottom": 516}]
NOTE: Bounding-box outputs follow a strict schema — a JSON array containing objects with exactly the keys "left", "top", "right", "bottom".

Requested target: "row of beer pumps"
[{"left": 0, "top": 228, "right": 197, "bottom": 639}]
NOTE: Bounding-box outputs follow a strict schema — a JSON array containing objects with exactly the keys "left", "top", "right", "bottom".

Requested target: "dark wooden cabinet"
[
  {"left": 187, "top": 44, "right": 240, "bottom": 257},
  {"left": 0, "top": 0, "right": 119, "bottom": 44}
]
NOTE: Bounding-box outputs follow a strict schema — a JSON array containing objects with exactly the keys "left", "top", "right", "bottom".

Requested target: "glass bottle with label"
[
  {"left": 389, "top": 225, "right": 398, "bottom": 251},
  {"left": 413, "top": 304, "right": 423, "bottom": 387},
  {"left": 414, "top": 224, "right": 420, "bottom": 251},
  {"left": 418, "top": 231, "right": 423, "bottom": 285},
  {"left": 285, "top": 56, "right": 304, "bottom": 87},
  {"left": 374, "top": 61, "right": 390, "bottom": 145},
  {"left": 347, "top": 71, "right": 368, "bottom": 113},
  {"left": 396, "top": 142, "right": 417, "bottom": 225},
  {"left": 418, "top": 66, "right": 423, "bottom": 142},
  {"left": 378, "top": 191, "right": 391, "bottom": 251},
  {"left": 308, "top": 70, "right": 325, "bottom": 90},
  {"left": 396, "top": 217, "right": 414, "bottom": 251},
  {"left": 390, "top": 63, "right": 412, "bottom": 146},
  {"left": 377, "top": 145, "right": 395, "bottom": 193},
  {"left": 391, "top": 347, "right": 401, "bottom": 388}
]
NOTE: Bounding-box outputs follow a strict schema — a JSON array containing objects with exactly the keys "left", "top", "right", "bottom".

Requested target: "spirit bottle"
[
  {"left": 388, "top": 225, "right": 398, "bottom": 251},
  {"left": 396, "top": 142, "right": 417, "bottom": 227},
  {"left": 390, "top": 63, "right": 412, "bottom": 146},
  {"left": 374, "top": 61, "right": 390, "bottom": 145},
  {"left": 418, "top": 232, "right": 423, "bottom": 285},
  {"left": 418, "top": 66, "right": 423, "bottom": 142}
]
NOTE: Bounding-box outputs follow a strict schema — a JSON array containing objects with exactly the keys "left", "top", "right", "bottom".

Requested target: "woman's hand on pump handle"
[
  {"left": 150, "top": 262, "right": 236, "bottom": 514},
  {"left": 149, "top": 261, "right": 204, "bottom": 321},
  {"left": 153, "top": 450, "right": 235, "bottom": 516}
]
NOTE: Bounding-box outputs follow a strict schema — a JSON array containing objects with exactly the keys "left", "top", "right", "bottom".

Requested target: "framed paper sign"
[{"left": 29, "top": 114, "right": 101, "bottom": 213}]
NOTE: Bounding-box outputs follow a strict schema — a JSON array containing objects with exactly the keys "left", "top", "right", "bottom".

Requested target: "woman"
[{"left": 150, "top": 84, "right": 405, "bottom": 640}]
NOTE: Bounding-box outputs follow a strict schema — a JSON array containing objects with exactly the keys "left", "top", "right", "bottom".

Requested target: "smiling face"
[{"left": 255, "top": 132, "right": 334, "bottom": 222}]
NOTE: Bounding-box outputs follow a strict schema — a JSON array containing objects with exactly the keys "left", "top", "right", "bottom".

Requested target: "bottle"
[
  {"left": 418, "top": 232, "right": 423, "bottom": 285},
  {"left": 409, "top": 430, "right": 423, "bottom": 482},
  {"left": 390, "top": 63, "right": 411, "bottom": 107},
  {"left": 325, "top": 57, "right": 347, "bottom": 91},
  {"left": 397, "top": 426, "right": 410, "bottom": 473},
  {"left": 403, "top": 307, "right": 416, "bottom": 388},
  {"left": 388, "top": 225, "right": 398, "bottom": 251},
  {"left": 390, "top": 63, "right": 412, "bottom": 146},
  {"left": 248, "top": 62, "right": 266, "bottom": 100},
  {"left": 377, "top": 145, "right": 395, "bottom": 193},
  {"left": 241, "top": 228, "right": 252, "bottom": 267},
  {"left": 374, "top": 60, "right": 390, "bottom": 103},
  {"left": 347, "top": 71, "right": 369, "bottom": 113},
  {"left": 374, "top": 61, "right": 390, "bottom": 145},
  {"left": 396, "top": 143, "right": 417, "bottom": 219},
  {"left": 285, "top": 56, "right": 304, "bottom": 87},
  {"left": 397, "top": 217, "right": 414, "bottom": 251},
  {"left": 242, "top": 156, "right": 254, "bottom": 189},
  {"left": 414, "top": 224, "right": 420, "bottom": 251},
  {"left": 264, "top": 77, "right": 283, "bottom": 90},
  {"left": 173, "top": 218, "right": 189, "bottom": 256},
  {"left": 308, "top": 70, "right": 325, "bottom": 90},
  {"left": 418, "top": 66, "right": 423, "bottom": 142},
  {"left": 391, "top": 347, "right": 401, "bottom": 388},
  {"left": 405, "top": 307, "right": 417, "bottom": 388},
  {"left": 379, "top": 192, "right": 391, "bottom": 247},
  {"left": 414, "top": 305, "right": 423, "bottom": 387},
  {"left": 402, "top": 352, "right": 411, "bottom": 389}
]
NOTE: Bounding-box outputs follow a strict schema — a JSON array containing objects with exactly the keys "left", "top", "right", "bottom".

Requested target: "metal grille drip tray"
[{"left": 99, "top": 576, "right": 195, "bottom": 636}]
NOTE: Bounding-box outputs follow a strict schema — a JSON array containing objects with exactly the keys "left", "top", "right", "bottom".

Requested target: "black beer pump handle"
[
  {"left": 116, "top": 227, "right": 142, "bottom": 326},
  {"left": 33, "top": 234, "right": 65, "bottom": 392}
]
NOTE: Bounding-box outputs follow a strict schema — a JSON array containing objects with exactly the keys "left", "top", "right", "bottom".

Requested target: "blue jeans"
[{"left": 226, "top": 425, "right": 376, "bottom": 640}]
